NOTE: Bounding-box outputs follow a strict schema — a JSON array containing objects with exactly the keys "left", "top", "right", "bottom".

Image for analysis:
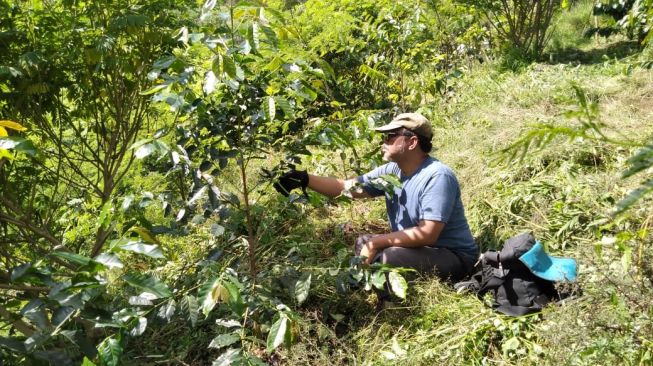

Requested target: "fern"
[{"left": 500, "top": 85, "right": 653, "bottom": 215}]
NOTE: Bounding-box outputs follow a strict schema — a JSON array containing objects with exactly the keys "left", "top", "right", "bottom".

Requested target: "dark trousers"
[{"left": 355, "top": 234, "right": 476, "bottom": 283}]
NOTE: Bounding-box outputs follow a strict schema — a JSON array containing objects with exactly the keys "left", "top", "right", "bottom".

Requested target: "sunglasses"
[{"left": 383, "top": 131, "right": 415, "bottom": 143}]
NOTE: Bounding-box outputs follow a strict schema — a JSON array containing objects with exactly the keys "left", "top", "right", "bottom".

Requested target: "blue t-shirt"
[{"left": 356, "top": 157, "right": 478, "bottom": 260}]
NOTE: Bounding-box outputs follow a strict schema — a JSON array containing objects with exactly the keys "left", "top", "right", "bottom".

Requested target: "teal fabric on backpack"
[{"left": 519, "top": 241, "right": 577, "bottom": 282}]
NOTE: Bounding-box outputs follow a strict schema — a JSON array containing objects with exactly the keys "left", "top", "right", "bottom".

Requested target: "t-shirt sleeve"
[
  {"left": 419, "top": 173, "right": 459, "bottom": 223},
  {"left": 356, "top": 164, "right": 391, "bottom": 197}
]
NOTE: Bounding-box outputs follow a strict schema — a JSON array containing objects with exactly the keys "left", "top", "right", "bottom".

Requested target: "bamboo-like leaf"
[
  {"left": 388, "top": 272, "right": 407, "bottom": 299},
  {"left": 122, "top": 273, "right": 172, "bottom": 298},
  {"left": 266, "top": 315, "right": 287, "bottom": 351},
  {"left": 0, "top": 120, "right": 27, "bottom": 131},
  {"left": 615, "top": 177, "right": 653, "bottom": 215},
  {"left": 623, "top": 144, "right": 653, "bottom": 179}
]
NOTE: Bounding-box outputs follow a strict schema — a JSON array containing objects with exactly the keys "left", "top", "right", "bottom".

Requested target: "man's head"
[{"left": 375, "top": 113, "right": 433, "bottom": 161}]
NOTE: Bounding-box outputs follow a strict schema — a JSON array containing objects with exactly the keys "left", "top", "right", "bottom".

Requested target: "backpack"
[{"left": 455, "top": 232, "right": 562, "bottom": 316}]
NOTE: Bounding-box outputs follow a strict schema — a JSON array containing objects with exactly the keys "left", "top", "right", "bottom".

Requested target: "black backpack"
[{"left": 455, "top": 232, "right": 561, "bottom": 316}]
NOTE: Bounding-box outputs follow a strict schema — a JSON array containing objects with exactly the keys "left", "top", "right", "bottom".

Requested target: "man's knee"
[{"left": 379, "top": 247, "right": 403, "bottom": 265}]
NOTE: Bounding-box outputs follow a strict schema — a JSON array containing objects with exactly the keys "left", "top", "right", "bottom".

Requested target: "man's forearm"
[
  {"left": 367, "top": 220, "right": 445, "bottom": 250},
  {"left": 307, "top": 174, "right": 346, "bottom": 198}
]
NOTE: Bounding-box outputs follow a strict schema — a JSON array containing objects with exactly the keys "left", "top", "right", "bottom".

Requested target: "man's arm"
[
  {"left": 307, "top": 174, "right": 370, "bottom": 199},
  {"left": 359, "top": 220, "right": 445, "bottom": 263}
]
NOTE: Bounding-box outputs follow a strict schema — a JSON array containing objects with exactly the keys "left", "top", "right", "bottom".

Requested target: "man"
[{"left": 276, "top": 113, "right": 478, "bottom": 282}]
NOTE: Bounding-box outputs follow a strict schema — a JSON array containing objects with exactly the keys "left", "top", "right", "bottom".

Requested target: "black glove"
[{"left": 274, "top": 169, "right": 309, "bottom": 197}]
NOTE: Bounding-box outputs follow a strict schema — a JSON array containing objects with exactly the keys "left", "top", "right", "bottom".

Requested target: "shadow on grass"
[{"left": 545, "top": 40, "right": 641, "bottom": 65}]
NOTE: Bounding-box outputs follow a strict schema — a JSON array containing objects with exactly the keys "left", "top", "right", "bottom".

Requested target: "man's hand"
[
  {"left": 273, "top": 169, "right": 309, "bottom": 197},
  {"left": 359, "top": 241, "right": 378, "bottom": 264}
]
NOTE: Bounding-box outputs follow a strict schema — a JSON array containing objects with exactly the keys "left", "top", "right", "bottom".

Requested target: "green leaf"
[
  {"left": 81, "top": 357, "right": 96, "bottom": 366},
  {"left": 98, "top": 336, "right": 122, "bottom": 366},
  {"left": 153, "top": 56, "right": 176, "bottom": 69},
  {"left": 210, "top": 224, "right": 225, "bottom": 237},
  {"left": 119, "top": 241, "right": 165, "bottom": 259},
  {"left": 199, "top": 277, "right": 225, "bottom": 316},
  {"left": 51, "top": 251, "right": 94, "bottom": 267},
  {"left": 122, "top": 273, "right": 172, "bottom": 299},
  {"left": 134, "top": 142, "right": 156, "bottom": 159},
  {"left": 388, "top": 272, "right": 407, "bottom": 299},
  {"left": 266, "top": 315, "right": 288, "bottom": 351},
  {"left": 264, "top": 96, "right": 276, "bottom": 122},
  {"left": 212, "top": 54, "right": 223, "bottom": 75},
  {"left": 130, "top": 226, "right": 160, "bottom": 245},
  {"left": 212, "top": 348, "right": 241, "bottom": 366},
  {"left": 260, "top": 25, "right": 278, "bottom": 48},
  {"left": 140, "top": 84, "right": 167, "bottom": 96},
  {"left": 204, "top": 71, "right": 218, "bottom": 95},
  {"left": 209, "top": 333, "right": 240, "bottom": 349},
  {"left": 263, "top": 56, "right": 283, "bottom": 72},
  {"left": 222, "top": 56, "right": 237, "bottom": 79},
  {"left": 502, "top": 336, "right": 521, "bottom": 353},
  {"left": 157, "top": 299, "right": 176, "bottom": 322},
  {"left": 274, "top": 96, "right": 294, "bottom": 118},
  {"left": 293, "top": 272, "right": 311, "bottom": 305},
  {"left": 121, "top": 195, "right": 134, "bottom": 211},
  {"left": 98, "top": 200, "right": 112, "bottom": 229},
  {"left": 181, "top": 295, "right": 199, "bottom": 327},
  {"left": 222, "top": 280, "right": 246, "bottom": 316},
  {"left": 248, "top": 23, "right": 260, "bottom": 53},
  {"left": 370, "top": 271, "right": 386, "bottom": 290},
  {"left": 0, "top": 137, "right": 37, "bottom": 156},
  {"left": 129, "top": 317, "right": 147, "bottom": 336},
  {"left": 94, "top": 253, "right": 123, "bottom": 269}
]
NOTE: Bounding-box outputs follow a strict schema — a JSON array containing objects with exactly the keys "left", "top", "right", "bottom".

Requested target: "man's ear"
[{"left": 408, "top": 136, "right": 419, "bottom": 150}]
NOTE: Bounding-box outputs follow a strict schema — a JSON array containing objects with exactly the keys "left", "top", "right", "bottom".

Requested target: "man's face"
[{"left": 381, "top": 129, "right": 415, "bottom": 161}]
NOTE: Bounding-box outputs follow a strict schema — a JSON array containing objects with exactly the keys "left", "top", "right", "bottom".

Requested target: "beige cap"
[{"left": 374, "top": 113, "right": 432, "bottom": 140}]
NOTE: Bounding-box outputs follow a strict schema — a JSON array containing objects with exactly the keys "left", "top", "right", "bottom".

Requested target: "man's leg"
[{"left": 379, "top": 246, "right": 474, "bottom": 283}]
